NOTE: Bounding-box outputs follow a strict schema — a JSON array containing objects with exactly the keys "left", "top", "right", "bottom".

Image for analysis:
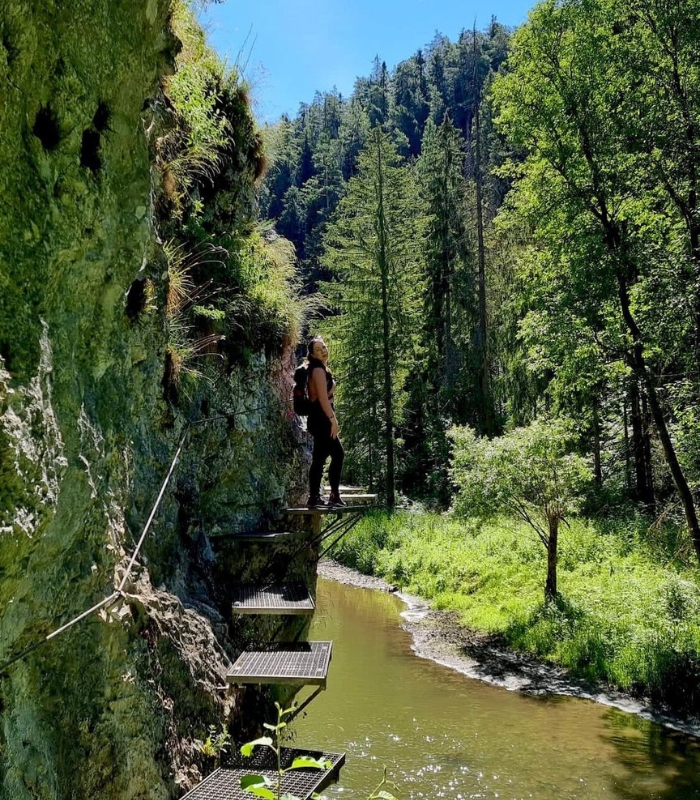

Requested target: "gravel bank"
[{"left": 318, "top": 558, "right": 700, "bottom": 737}]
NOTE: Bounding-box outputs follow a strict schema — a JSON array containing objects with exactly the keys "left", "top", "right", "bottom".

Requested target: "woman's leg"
[
  {"left": 309, "top": 431, "right": 332, "bottom": 499},
  {"left": 328, "top": 436, "right": 345, "bottom": 493}
]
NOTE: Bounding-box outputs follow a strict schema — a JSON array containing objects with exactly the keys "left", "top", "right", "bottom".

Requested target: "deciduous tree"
[{"left": 450, "top": 419, "right": 592, "bottom": 602}]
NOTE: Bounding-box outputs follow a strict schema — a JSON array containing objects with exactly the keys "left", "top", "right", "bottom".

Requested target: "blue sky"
[{"left": 198, "top": 0, "right": 536, "bottom": 123}]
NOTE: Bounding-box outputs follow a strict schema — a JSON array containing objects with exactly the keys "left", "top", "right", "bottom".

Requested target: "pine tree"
[
  {"left": 418, "top": 116, "right": 471, "bottom": 404},
  {"left": 319, "top": 128, "right": 426, "bottom": 506}
]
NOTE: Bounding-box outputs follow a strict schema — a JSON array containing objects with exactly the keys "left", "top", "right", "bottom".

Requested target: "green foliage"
[
  {"left": 162, "top": 239, "right": 224, "bottom": 398},
  {"left": 258, "top": 24, "right": 514, "bottom": 509},
  {"left": 239, "top": 703, "right": 331, "bottom": 800},
  {"left": 333, "top": 510, "right": 700, "bottom": 711},
  {"left": 392, "top": 116, "right": 474, "bottom": 504},
  {"left": 200, "top": 724, "right": 231, "bottom": 762},
  {"left": 241, "top": 228, "right": 315, "bottom": 345},
  {"left": 161, "top": 1, "right": 233, "bottom": 213},
  {"left": 319, "top": 129, "right": 427, "bottom": 498},
  {"left": 450, "top": 419, "right": 592, "bottom": 540},
  {"left": 148, "top": 4, "right": 307, "bottom": 401},
  {"left": 240, "top": 703, "right": 400, "bottom": 800},
  {"left": 489, "top": 0, "right": 700, "bottom": 543},
  {"left": 259, "top": 25, "right": 511, "bottom": 289},
  {"left": 416, "top": 117, "right": 471, "bottom": 396},
  {"left": 252, "top": 0, "right": 700, "bottom": 528},
  {"left": 164, "top": 57, "right": 230, "bottom": 189},
  {"left": 367, "top": 768, "right": 400, "bottom": 800},
  {"left": 450, "top": 418, "right": 593, "bottom": 600}
]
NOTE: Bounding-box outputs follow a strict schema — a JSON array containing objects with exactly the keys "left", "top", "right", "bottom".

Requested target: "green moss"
[{"left": 0, "top": 1, "right": 307, "bottom": 796}]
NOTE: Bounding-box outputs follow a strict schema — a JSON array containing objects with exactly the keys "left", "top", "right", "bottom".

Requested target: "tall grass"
[
  {"left": 161, "top": 1, "right": 232, "bottom": 213},
  {"left": 333, "top": 510, "right": 700, "bottom": 712}
]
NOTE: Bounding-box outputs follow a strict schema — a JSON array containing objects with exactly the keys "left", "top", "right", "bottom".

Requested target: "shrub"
[{"left": 449, "top": 419, "right": 592, "bottom": 601}]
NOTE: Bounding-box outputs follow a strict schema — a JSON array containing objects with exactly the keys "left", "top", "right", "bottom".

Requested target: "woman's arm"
[{"left": 311, "top": 368, "right": 339, "bottom": 439}]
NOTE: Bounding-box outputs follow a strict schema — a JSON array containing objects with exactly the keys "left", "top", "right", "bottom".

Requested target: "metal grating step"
[
  {"left": 315, "top": 494, "right": 378, "bottom": 504},
  {"left": 232, "top": 583, "right": 315, "bottom": 616},
  {"left": 227, "top": 641, "right": 332, "bottom": 687},
  {"left": 338, "top": 493, "right": 377, "bottom": 503},
  {"left": 227, "top": 530, "right": 309, "bottom": 542},
  {"left": 182, "top": 748, "right": 345, "bottom": 800},
  {"left": 285, "top": 504, "right": 375, "bottom": 516}
]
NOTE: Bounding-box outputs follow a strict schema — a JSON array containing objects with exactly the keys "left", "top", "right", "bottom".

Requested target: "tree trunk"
[
  {"left": 592, "top": 395, "right": 602, "bottom": 486},
  {"left": 443, "top": 163, "right": 456, "bottom": 390},
  {"left": 629, "top": 375, "right": 654, "bottom": 509},
  {"left": 623, "top": 395, "right": 632, "bottom": 495},
  {"left": 545, "top": 516, "right": 558, "bottom": 603},
  {"left": 618, "top": 274, "right": 700, "bottom": 560},
  {"left": 444, "top": 251, "right": 457, "bottom": 390},
  {"left": 641, "top": 391, "right": 655, "bottom": 515},
  {"left": 368, "top": 401, "right": 375, "bottom": 491},
  {"left": 375, "top": 132, "right": 395, "bottom": 508}
]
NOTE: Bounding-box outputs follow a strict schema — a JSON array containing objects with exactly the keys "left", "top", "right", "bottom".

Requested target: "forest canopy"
[{"left": 259, "top": 0, "right": 700, "bottom": 573}]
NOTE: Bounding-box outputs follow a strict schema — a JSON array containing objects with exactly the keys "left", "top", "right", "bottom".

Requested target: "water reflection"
[
  {"left": 292, "top": 579, "right": 700, "bottom": 800},
  {"left": 602, "top": 709, "right": 700, "bottom": 799}
]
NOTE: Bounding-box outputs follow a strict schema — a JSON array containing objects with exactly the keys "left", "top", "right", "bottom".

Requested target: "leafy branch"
[{"left": 239, "top": 703, "right": 331, "bottom": 800}]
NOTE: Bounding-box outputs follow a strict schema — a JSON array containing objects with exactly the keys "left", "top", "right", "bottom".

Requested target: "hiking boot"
[
  {"left": 328, "top": 491, "right": 347, "bottom": 507},
  {"left": 307, "top": 495, "right": 329, "bottom": 509}
]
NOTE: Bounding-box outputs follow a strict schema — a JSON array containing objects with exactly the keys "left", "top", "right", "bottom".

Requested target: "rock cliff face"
[{"left": 0, "top": 2, "right": 308, "bottom": 797}]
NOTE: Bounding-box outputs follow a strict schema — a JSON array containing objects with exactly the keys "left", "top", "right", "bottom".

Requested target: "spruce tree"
[
  {"left": 417, "top": 116, "right": 471, "bottom": 403},
  {"left": 319, "top": 128, "right": 426, "bottom": 506},
  {"left": 398, "top": 116, "right": 473, "bottom": 504}
]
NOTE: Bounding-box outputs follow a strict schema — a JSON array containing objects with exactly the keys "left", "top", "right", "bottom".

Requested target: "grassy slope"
[{"left": 333, "top": 510, "right": 700, "bottom": 713}]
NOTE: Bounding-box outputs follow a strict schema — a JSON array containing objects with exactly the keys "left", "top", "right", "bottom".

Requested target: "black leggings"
[{"left": 308, "top": 415, "right": 345, "bottom": 497}]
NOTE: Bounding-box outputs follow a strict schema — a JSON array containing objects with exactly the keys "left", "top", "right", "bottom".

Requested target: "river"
[{"left": 292, "top": 578, "right": 700, "bottom": 800}]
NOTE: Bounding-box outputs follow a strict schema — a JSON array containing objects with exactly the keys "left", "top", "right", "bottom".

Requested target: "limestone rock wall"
[{"left": 0, "top": 2, "right": 309, "bottom": 797}]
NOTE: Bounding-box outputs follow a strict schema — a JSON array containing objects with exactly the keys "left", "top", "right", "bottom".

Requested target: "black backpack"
[{"left": 293, "top": 364, "right": 312, "bottom": 416}]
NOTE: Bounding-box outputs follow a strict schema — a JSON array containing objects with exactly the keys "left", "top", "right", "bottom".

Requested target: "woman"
[{"left": 306, "top": 336, "right": 345, "bottom": 508}]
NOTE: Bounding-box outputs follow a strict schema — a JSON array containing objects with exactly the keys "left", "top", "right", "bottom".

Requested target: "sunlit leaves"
[
  {"left": 240, "top": 737, "right": 273, "bottom": 757},
  {"left": 289, "top": 756, "right": 332, "bottom": 770},
  {"left": 450, "top": 418, "right": 593, "bottom": 544}
]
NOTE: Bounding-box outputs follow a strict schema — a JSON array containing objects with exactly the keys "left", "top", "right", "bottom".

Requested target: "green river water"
[{"left": 292, "top": 578, "right": 700, "bottom": 800}]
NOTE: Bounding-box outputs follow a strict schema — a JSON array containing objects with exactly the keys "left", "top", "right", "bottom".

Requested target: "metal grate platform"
[
  {"left": 226, "top": 530, "right": 310, "bottom": 542},
  {"left": 182, "top": 748, "right": 345, "bottom": 800},
  {"left": 227, "top": 641, "right": 332, "bottom": 687},
  {"left": 285, "top": 503, "right": 375, "bottom": 516},
  {"left": 232, "top": 583, "right": 315, "bottom": 616},
  {"left": 227, "top": 746, "right": 344, "bottom": 772},
  {"left": 338, "top": 493, "right": 377, "bottom": 503}
]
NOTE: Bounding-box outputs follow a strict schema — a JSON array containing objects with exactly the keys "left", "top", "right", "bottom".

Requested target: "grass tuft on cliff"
[
  {"left": 154, "top": 1, "right": 306, "bottom": 400},
  {"left": 333, "top": 510, "right": 700, "bottom": 713}
]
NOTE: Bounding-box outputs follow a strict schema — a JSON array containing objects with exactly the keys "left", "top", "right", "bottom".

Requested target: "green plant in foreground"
[
  {"left": 240, "top": 703, "right": 400, "bottom": 800},
  {"left": 200, "top": 724, "right": 231, "bottom": 765},
  {"left": 366, "top": 767, "right": 400, "bottom": 800},
  {"left": 240, "top": 702, "right": 331, "bottom": 800}
]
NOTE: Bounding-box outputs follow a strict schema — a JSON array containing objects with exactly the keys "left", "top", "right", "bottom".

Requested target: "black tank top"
[
  {"left": 307, "top": 358, "right": 334, "bottom": 398},
  {"left": 307, "top": 358, "right": 335, "bottom": 429}
]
